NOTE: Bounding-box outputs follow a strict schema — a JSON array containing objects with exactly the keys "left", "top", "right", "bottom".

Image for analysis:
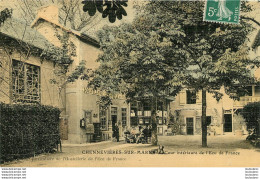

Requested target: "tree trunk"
[
  {"left": 201, "top": 89, "right": 207, "bottom": 147},
  {"left": 151, "top": 97, "right": 158, "bottom": 146}
]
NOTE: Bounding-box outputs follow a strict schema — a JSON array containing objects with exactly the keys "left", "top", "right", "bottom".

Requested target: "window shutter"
[
  {"left": 179, "top": 90, "right": 186, "bottom": 105},
  {"left": 197, "top": 90, "right": 202, "bottom": 104}
]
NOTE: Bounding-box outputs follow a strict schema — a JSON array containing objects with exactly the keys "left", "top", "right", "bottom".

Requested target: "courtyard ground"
[{"left": 1, "top": 135, "right": 260, "bottom": 167}]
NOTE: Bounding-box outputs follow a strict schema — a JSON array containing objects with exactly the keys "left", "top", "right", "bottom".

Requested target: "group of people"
[
  {"left": 112, "top": 124, "right": 152, "bottom": 143},
  {"left": 124, "top": 125, "right": 152, "bottom": 144}
]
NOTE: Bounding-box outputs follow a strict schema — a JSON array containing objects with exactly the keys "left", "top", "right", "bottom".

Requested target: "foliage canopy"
[
  {"left": 91, "top": 1, "right": 259, "bottom": 103},
  {"left": 90, "top": 1, "right": 260, "bottom": 146}
]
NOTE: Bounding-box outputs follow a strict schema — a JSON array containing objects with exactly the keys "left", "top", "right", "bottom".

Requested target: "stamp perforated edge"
[{"left": 203, "top": 0, "right": 242, "bottom": 25}]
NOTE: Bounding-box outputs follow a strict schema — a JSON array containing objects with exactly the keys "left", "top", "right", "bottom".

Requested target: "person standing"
[
  {"left": 143, "top": 126, "right": 148, "bottom": 143},
  {"left": 113, "top": 123, "right": 120, "bottom": 142}
]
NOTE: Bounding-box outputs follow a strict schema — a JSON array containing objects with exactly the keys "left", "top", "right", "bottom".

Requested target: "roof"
[
  {"left": 31, "top": 16, "right": 100, "bottom": 48},
  {"left": 252, "top": 30, "right": 260, "bottom": 49},
  {"left": 0, "top": 18, "right": 52, "bottom": 50}
]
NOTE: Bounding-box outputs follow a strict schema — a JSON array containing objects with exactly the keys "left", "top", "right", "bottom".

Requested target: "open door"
[
  {"left": 112, "top": 115, "right": 117, "bottom": 129},
  {"left": 224, "top": 114, "right": 232, "bottom": 132}
]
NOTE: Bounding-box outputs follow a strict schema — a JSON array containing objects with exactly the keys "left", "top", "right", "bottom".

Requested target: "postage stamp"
[{"left": 204, "top": 0, "right": 241, "bottom": 24}]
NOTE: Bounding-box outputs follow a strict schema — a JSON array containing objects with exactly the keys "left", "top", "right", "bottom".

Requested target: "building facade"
[
  {"left": 0, "top": 5, "right": 130, "bottom": 144},
  {"left": 170, "top": 29, "right": 260, "bottom": 136},
  {"left": 31, "top": 5, "right": 133, "bottom": 144},
  {"left": 130, "top": 98, "right": 172, "bottom": 136}
]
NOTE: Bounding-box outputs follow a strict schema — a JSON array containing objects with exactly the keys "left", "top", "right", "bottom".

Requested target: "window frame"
[
  {"left": 99, "top": 106, "right": 107, "bottom": 130},
  {"left": 12, "top": 59, "right": 41, "bottom": 104},
  {"left": 186, "top": 90, "right": 196, "bottom": 104},
  {"left": 121, "top": 108, "right": 127, "bottom": 127},
  {"left": 245, "top": 86, "right": 253, "bottom": 96}
]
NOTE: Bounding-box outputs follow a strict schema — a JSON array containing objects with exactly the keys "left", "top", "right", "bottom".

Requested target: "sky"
[
  {"left": 0, "top": 0, "right": 136, "bottom": 33},
  {"left": 0, "top": 0, "right": 259, "bottom": 37}
]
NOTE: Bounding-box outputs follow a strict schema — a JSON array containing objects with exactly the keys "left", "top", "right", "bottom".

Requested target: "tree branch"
[{"left": 241, "top": 15, "right": 260, "bottom": 27}]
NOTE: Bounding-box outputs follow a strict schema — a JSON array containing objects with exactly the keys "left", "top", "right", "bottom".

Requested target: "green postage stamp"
[{"left": 204, "top": 0, "right": 241, "bottom": 24}]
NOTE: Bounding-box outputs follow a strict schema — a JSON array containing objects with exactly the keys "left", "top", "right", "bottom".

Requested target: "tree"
[
  {"left": 89, "top": 8, "right": 189, "bottom": 145},
  {"left": 240, "top": 2, "right": 260, "bottom": 27},
  {"left": 143, "top": 1, "right": 260, "bottom": 147},
  {"left": 90, "top": 1, "right": 260, "bottom": 147},
  {"left": 81, "top": 1, "right": 260, "bottom": 26}
]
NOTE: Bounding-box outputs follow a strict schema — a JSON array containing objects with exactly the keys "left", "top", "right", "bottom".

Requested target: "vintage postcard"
[{"left": 0, "top": 0, "right": 260, "bottom": 168}]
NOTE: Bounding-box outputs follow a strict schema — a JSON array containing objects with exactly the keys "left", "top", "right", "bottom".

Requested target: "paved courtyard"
[{"left": 1, "top": 135, "right": 260, "bottom": 167}]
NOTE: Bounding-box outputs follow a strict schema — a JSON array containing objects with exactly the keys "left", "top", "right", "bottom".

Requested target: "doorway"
[
  {"left": 112, "top": 115, "right": 117, "bottom": 129},
  {"left": 186, "top": 117, "right": 194, "bottom": 135},
  {"left": 111, "top": 107, "right": 118, "bottom": 130},
  {"left": 224, "top": 114, "right": 232, "bottom": 132}
]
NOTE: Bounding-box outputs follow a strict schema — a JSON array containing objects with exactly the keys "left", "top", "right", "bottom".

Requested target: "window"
[
  {"left": 255, "top": 86, "right": 260, "bottom": 96},
  {"left": 186, "top": 117, "right": 194, "bottom": 135},
  {"left": 158, "top": 118, "right": 163, "bottom": 125},
  {"left": 144, "top": 118, "right": 150, "bottom": 124},
  {"left": 186, "top": 90, "right": 196, "bottom": 104},
  {"left": 111, "top": 107, "right": 117, "bottom": 115},
  {"left": 100, "top": 106, "right": 107, "bottom": 130},
  {"left": 130, "top": 101, "right": 137, "bottom": 117},
  {"left": 12, "top": 60, "right": 40, "bottom": 103},
  {"left": 122, "top": 108, "right": 127, "bottom": 127},
  {"left": 245, "top": 86, "right": 252, "bottom": 96},
  {"left": 143, "top": 101, "right": 151, "bottom": 111},
  {"left": 157, "top": 101, "right": 163, "bottom": 111},
  {"left": 137, "top": 101, "right": 143, "bottom": 111},
  {"left": 131, "top": 117, "right": 138, "bottom": 126},
  {"left": 206, "top": 116, "right": 211, "bottom": 126},
  {"left": 131, "top": 101, "right": 137, "bottom": 108},
  {"left": 111, "top": 107, "right": 118, "bottom": 128},
  {"left": 130, "top": 109, "right": 136, "bottom": 117},
  {"left": 137, "top": 101, "right": 143, "bottom": 116}
]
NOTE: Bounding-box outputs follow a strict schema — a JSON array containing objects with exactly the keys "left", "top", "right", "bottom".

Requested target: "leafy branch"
[
  {"left": 0, "top": 8, "right": 12, "bottom": 26},
  {"left": 82, "top": 0, "right": 128, "bottom": 23}
]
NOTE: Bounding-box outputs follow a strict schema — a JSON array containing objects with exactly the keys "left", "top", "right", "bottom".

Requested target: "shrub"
[
  {"left": 242, "top": 102, "right": 260, "bottom": 135},
  {"left": 0, "top": 103, "right": 60, "bottom": 163}
]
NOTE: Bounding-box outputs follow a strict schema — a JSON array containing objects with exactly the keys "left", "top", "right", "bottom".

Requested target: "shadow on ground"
[{"left": 122, "top": 135, "right": 256, "bottom": 152}]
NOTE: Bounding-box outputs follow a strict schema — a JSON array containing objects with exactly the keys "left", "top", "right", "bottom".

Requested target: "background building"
[
  {"left": 130, "top": 97, "right": 174, "bottom": 136},
  {"left": 170, "top": 29, "right": 260, "bottom": 136}
]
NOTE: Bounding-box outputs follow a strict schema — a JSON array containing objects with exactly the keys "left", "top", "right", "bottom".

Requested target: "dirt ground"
[{"left": 1, "top": 135, "right": 260, "bottom": 167}]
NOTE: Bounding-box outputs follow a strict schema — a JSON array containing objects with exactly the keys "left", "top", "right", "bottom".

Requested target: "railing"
[{"left": 233, "top": 96, "right": 260, "bottom": 107}]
